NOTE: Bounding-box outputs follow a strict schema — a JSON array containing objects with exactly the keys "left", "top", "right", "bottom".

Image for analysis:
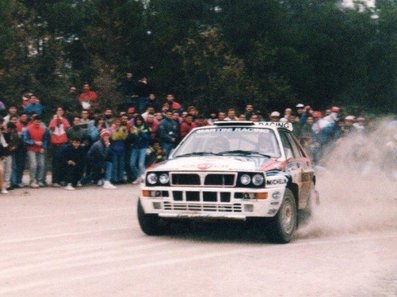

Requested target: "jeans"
[
  {"left": 27, "top": 150, "right": 46, "bottom": 184},
  {"left": 112, "top": 153, "right": 125, "bottom": 183},
  {"left": 3, "top": 155, "right": 12, "bottom": 188},
  {"left": 130, "top": 148, "right": 147, "bottom": 180},
  {"left": 91, "top": 160, "right": 113, "bottom": 182},
  {"left": 161, "top": 142, "right": 174, "bottom": 159}
]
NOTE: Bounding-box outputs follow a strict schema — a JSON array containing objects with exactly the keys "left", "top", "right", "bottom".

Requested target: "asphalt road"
[{"left": 0, "top": 177, "right": 396, "bottom": 297}]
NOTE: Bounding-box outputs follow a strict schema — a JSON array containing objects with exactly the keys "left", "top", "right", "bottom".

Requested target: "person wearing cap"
[
  {"left": 269, "top": 111, "right": 280, "bottom": 122},
  {"left": 343, "top": 115, "right": 357, "bottom": 134},
  {"left": 23, "top": 115, "right": 50, "bottom": 188},
  {"left": 87, "top": 129, "right": 116, "bottom": 189}
]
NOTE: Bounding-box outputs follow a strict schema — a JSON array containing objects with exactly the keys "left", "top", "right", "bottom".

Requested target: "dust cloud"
[{"left": 298, "top": 119, "right": 397, "bottom": 238}]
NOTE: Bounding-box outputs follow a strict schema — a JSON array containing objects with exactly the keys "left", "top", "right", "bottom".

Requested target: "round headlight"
[
  {"left": 252, "top": 174, "right": 264, "bottom": 186},
  {"left": 147, "top": 173, "right": 158, "bottom": 185},
  {"left": 159, "top": 173, "right": 170, "bottom": 184},
  {"left": 240, "top": 174, "right": 251, "bottom": 185}
]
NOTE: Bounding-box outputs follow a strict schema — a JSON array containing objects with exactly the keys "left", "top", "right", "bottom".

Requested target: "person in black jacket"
[{"left": 63, "top": 138, "right": 86, "bottom": 190}]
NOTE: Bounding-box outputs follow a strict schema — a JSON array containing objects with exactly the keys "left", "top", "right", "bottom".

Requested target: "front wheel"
[
  {"left": 137, "top": 199, "right": 168, "bottom": 235},
  {"left": 266, "top": 189, "right": 297, "bottom": 243}
]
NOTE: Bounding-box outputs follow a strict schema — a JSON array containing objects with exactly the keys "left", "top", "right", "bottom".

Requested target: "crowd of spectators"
[{"left": 0, "top": 71, "right": 368, "bottom": 193}]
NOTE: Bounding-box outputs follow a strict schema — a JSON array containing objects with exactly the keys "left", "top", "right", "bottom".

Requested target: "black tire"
[
  {"left": 266, "top": 189, "right": 297, "bottom": 243},
  {"left": 137, "top": 199, "right": 168, "bottom": 235}
]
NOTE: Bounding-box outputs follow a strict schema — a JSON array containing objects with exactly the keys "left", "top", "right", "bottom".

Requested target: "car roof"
[{"left": 211, "top": 121, "right": 294, "bottom": 132}]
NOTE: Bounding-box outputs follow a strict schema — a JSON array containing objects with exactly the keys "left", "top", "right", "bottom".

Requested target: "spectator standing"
[
  {"left": 109, "top": 118, "right": 128, "bottom": 184},
  {"left": 79, "top": 83, "right": 97, "bottom": 110},
  {"left": 146, "top": 93, "right": 161, "bottom": 113},
  {"left": 165, "top": 94, "right": 182, "bottom": 114},
  {"left": 48, "top": 107, "right": 70, "bottom": 187},
  {"left": 13, "top": 113, "right": 29, "bottom": 187},
  {"left": 244, "top": 104, "right": 255, "bottom": 120},
  {"left": 103, "top": 108, "right": 114, "bottom": 128},
  {"left": 0, "top": 123, "right": 8, "bottom": 194},
  {"left": 120, "top": 71, "right": 138, "bottom": 109},
  {"left": 159, "top": 110, "right": 179, "bottom": 158},
  {"left": 129, "top": 115, "right": 150, "bottom": 184},
  {"left": 136, "top": 76, "right": 152, "bottom": 114},
  {"left": 23, "top": 115, "right": 50, "bottom": 188},
  {"left": 225, "top": 108, "right": 239, "bottom": 121},
  {"left": 4, "top": 105, "right": 18, "bottom": 124},
  {"left": 270, "top": 111, "right": 281, "bottom": 122},
  {"left": 87, "top": 129, "right": 116, "bottom": 189},
  {"left": 3, "top": 121, "right": 19, "bottom": 190},
  {"left": 24, "top": 94, "right": 44, "bottom": 117},
  {"left": 180, "top": 114, "right": 197, "bottom": 139}
]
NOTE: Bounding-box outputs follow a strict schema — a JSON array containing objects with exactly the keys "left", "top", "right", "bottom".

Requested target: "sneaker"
[
  {"left": 38, "top": 182, "right": 46, "bottom": 187},
  {"left": 132, "top": 178, "right": 142, "bottom": 185},
  {"left": 30, "top": 182, "right": 39, "bottom": 188},
  {"left": 17, "top": 183, "right": 26, "bottom": 188},
  {"left": 64, "top": 184, "right": 75, "bottom": 191},
  {"left": 52, "top": 183, "right": 61, "bottom": 188},
  {"left": 97, "top": 179, "right": 104, "bottom": 186},
  {"left": 1, "top": 189, "right": 9, "bottom": 194},
  {"left": 103, "top": 181, "right": 117, "bottom": 190},
  {"left": 76, "top": 182, "right": 82, "bottom": 187}
]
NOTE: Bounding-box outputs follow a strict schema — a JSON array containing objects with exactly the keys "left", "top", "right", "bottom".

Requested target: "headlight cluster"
[
  {"left": 146, "top": 172, "right": 170, "bottom": 186},
  {"left": 237, "top": 173, "right": 265, "bottom": 188}
]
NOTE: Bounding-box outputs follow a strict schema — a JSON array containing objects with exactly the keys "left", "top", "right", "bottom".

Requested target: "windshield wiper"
[
  {"left": 174, "top": 152, "right": 220, "bottom": 158},
  {"left": 219, "top": 150, "right": 272, "bottom": 158}
]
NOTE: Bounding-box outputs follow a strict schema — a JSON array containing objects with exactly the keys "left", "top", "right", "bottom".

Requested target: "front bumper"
[{"left": 139, "top": 186, "right": 286, "bottom": 220}]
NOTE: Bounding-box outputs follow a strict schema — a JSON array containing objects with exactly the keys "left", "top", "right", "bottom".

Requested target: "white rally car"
[{"left": 137, "top": 121, "right": 319, "bottom": 243}]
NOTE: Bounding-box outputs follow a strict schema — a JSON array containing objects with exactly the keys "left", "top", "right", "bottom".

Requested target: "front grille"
[
  {"left": 204, "top": 174, "right": 235, "bottom": 186},
  {"left": 171, "top": 174, "right": 200, "bottom": 185},
  {"left": 163, "top": 202, "right": 242, "bottom": 213},
  {"left": 170, "top": 172, "right": 237, "bottom": 187}
]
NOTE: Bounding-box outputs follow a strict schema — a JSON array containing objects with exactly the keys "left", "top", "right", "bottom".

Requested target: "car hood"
[{"left": 150, "top": 155, "right": 271, "bottom": 172}]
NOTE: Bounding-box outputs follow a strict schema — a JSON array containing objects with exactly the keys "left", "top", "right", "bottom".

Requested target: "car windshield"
[{"left": 173, "top": 127, "right": 281, "bottom": 158}]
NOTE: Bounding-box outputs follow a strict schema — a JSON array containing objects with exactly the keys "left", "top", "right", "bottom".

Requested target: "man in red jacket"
[
  {"left": 48, "top": 106, "right": 71, "bottom": 186},
  {"left": 79, "top": 82, "right": 97, "bottom": 110},
  {"left": 23, "top": 115, "right": 50, "bottom": 188}
]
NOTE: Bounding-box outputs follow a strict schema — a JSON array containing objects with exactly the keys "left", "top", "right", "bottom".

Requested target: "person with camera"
[{"left": 48, "top": 107, "right": 71, "bottom": 187}]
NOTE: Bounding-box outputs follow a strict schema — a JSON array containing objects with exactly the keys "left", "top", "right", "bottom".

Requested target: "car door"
[
  {"left": 279, "top": 131, "right": 312, "bottom": 209},
  {"left": 287, "top": 133, "right": 314, "bottom": 208}
]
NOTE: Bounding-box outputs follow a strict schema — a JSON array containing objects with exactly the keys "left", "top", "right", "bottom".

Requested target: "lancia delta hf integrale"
[{"left": 137, "top": 121, "right": 319, "bottom": 243}]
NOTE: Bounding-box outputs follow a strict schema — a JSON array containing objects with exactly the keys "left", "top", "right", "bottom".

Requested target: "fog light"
[
  {"left": 244, "top": 204, "right": 254, "bottom": 212},
  {"left": 243, "top": 193, "right": 255, "bottom": 199},
  {"left": 153, "top": 202, "right": 162, "bottom": 209}
]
